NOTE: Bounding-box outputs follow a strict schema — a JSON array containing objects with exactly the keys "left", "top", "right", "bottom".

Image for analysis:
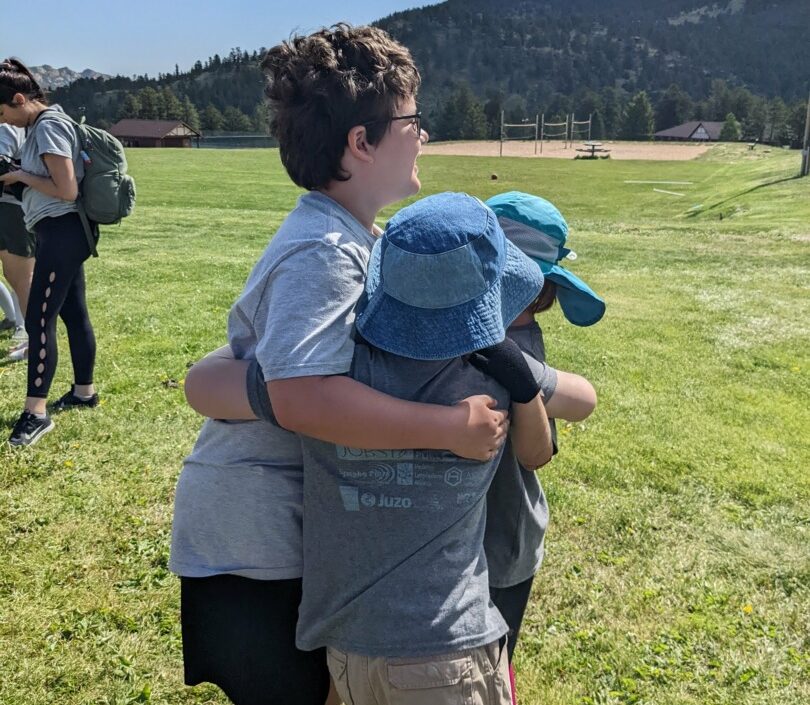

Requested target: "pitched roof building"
[
  {"left": 655, "top": 121, "right": 725, "bottom": 141},
  {"left": 109, "top": 119, "right": 200, "bottom": 148}
]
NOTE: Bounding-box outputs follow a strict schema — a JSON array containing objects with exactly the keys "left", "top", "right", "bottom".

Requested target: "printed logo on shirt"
[
  {"left": 376, "top": 494, "right": 413, "bottom": 509},
  {"left": 444, "top": 467, "right": 463, "bottom": 487},
  {"left": 335, "top": 447, "right": 458, "bottom": 463},
  {"left": 338, "top": 464, "right": 395, "bottom": 484},
  {"left": 456, "top": 491, "right": 478, "bottom": 506},
  {"left": 338, "top": 485, "right": 415, "bottom": 512},
  {"left": 369, "top": 464, "right": 395, "bottom": 484},
  {"left": 396, "top": 463, "right": 414, "bottom": 485}
]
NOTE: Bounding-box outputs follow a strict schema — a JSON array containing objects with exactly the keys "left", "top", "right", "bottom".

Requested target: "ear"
[
  {"left": 12, "top": 93, "right": 25, "bottom": 107},
  {"left": 346, "top": 125, "right": 375, "bottom": 164}
]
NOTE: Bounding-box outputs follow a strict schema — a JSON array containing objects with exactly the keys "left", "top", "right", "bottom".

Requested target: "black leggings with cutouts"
[{"left": 26, "top": 213, "right": 96, "bottom": 399}]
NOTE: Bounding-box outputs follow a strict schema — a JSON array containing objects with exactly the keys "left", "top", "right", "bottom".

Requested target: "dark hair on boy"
[
  {"left": 0, "top": 58, "right": 47, "bottom": 105},
  {"left": 261, "top": 23, "right": 420, "bottom": 190},
  {"left": 530, "top": 280, "right": 557, "bottom": 315}
]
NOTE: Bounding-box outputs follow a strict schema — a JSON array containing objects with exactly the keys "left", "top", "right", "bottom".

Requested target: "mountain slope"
[
  {"left": 31, "top": 65, "right": 110, "bottom": 89},
  {"left": 375, "top": 0, "right": 810, "bottom": 103}
]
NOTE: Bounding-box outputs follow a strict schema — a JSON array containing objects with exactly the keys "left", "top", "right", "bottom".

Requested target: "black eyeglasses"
[{"left": 362, "top": 111, "right": 422, "bottom": 136}]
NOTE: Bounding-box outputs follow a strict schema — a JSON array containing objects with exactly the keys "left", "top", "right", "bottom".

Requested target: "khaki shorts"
[
  {"left": 327, "top": 638, "right": 511, "bottom": 705},
  {"left": 0, "top": 202, "right": 35, "bottom": 258}
]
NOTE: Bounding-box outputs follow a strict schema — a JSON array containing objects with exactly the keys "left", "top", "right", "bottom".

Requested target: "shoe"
[
  {"left": 7, "top": 342, "right": 27, "bottom": 362},
  {"left": 0, "top": 318, "right": 15, "bottom": 332},
  {"left": 11, "top": 326, "right": 27, "bottom": 344},
  {"left": 51, "top": 388, "right": 100, "bottom": 411},
  {"left": 8, "top": 411, "right": 55, "bottom": 447}
]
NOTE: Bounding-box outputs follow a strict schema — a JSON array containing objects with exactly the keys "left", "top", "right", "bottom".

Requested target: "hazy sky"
[{"left": 2, "top": 1, "right": 439, "bottom": 77}]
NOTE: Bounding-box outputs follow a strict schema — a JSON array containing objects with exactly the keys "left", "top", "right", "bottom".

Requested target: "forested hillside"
[{"left": 47, "top": 0, "right": 809, "bottom": 144}]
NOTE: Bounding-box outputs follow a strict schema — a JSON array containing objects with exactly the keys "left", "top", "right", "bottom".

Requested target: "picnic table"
[{"left": 576, "top": 141, "right": 611, "bottom": 158}]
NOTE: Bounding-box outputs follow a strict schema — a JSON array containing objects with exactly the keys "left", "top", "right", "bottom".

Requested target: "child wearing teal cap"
[
  {"left": 183, "top": 190, "right": 601, "bottom": 704},
  {"left": 484, "top": 191, "right": 603, "bottom": 702}
]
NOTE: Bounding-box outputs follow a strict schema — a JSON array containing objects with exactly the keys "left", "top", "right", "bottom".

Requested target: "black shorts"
[
  {"left": 180, "top": 575, "right": 330, "bottom": 705},
  {"left": 489, "top": 575, "right": 535, "bottom": 662},
  {"left": 0, "top": 202, "right": 35, "bottom": 258}
]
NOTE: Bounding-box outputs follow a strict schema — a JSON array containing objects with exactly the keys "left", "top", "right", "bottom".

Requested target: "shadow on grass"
[{"left": 684, "top": 172, "right": 805, "bottom": 219}]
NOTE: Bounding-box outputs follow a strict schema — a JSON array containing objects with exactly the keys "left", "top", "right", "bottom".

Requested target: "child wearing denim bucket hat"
[
  {"left": 356, "top": 192, "right": 543, "bottom": 358},
  {"left": 187, "top": 191, "right": 597, "bottom": 704},
  {"left": 290, "top": 192, "right": 555, "bottom": 705},
  {"left": 482, "top": 191, "right": 601, "bottom": 701}
]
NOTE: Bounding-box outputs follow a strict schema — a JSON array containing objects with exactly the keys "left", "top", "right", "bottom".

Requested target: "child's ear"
[
  {"left": 346, "top": 125, "right": 374, "bottom": 164},
  {"left": 12, "top": 93, "right": 26, "bottom": 107}
]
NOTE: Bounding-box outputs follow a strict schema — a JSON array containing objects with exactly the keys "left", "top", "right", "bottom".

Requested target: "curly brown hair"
[
  {"left": 261, "top": 24, "right": 420, "bottom": 190},
  {"left": 0, "top": 58, "right": 46, "bottom": 105}
]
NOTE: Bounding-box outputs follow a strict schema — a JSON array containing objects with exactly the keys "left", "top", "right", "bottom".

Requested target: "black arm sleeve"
[
  {"left": 246, "top": 358, "right": 278, "bottom": 425},
  {"left": 468, "top": 338, "right": 543, "bottom": 403}
]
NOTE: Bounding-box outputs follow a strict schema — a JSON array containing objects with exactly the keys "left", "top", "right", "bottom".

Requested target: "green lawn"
[{"left": 1, "top": 145, "right": 808, "bottom": 705}]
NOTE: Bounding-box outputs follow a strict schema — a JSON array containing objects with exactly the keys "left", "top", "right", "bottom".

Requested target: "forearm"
[
  {"left": 13, "top": 169, "right": 77, "bottom": 201},
  {"left": 270, "top": 375, "right": 463, "bottom": 449},
  {"left": 511, "top": 394, "right": 553, "bottom": 470},
  {"left": 543, "top": 370, "right": 597, "bottom": 422},
  {"left": 184, "top": 345, "right": 256, "bottom": 420},
  {"left": 187, "top": 357, "right": 508, "bottom": 459}
]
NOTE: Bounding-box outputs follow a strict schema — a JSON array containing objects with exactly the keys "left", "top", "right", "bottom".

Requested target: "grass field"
[{"left": 1, "top": 144, "right": 808, "bottom": 705}]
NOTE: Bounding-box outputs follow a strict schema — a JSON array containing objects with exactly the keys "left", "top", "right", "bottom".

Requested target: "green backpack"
[{"left": 42, "top": 110, "right": 136, "bottom": 256}]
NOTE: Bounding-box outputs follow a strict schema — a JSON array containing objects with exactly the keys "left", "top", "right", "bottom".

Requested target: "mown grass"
[{"left": 1, "top": 145, "right": 808, "bottom": 705}]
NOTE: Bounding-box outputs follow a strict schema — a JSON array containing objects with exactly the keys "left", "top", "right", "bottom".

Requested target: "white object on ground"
[
  {"left": 8, "top": 341, "right": 28, "bottom": 361},
  {"left": 624, "top": 180, "right": 694, "bottom": 185}
]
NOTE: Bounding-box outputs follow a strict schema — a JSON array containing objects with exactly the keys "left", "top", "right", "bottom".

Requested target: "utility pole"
[{"left": 801, "top": 92, "right": 810, "bottom": 177}]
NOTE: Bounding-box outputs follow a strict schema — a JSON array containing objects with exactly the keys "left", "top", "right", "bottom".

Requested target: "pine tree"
[
  {"left": 788, "top": 100, "right": 808, "bottom": 148},
  {"left": 574, "top": 90, "right": 604, "bottom": 140},
  {"left": 223, "top": 106, "right": 253, "bottom": 132},
  {"left": 743, "top": 97, "right": 768, "bottom": 141},
  {"left": 202, "top": 104, "right": 224, "bottom": 132},
  {"left": 181, "top": 97, "right": 200, "bottom": 131},
  {"left": 118, "top": 92, "right": 141, "bottom": 120},
  {"left": 767, "top": 98, "right": 789, "bottom": 144},
  {"left": 137, "top": 87, "right": 161, "bottom": 120},
  {"left": 590, "top": 110, "right": 606, "bottom": 140},
  {"left": 600, "top": 87, "right": 625, "bottom": 139},
  {"left": 436, "top": 83, "right": 488, "bottom": 141},
  {"left": 456, "top": 84, "right": 487, "bottom": 140},
  {"left": 707, "top": 80, "right": 733, "bottom": 121},
  {"left": 621, "top": 91, "right": 655, "bottom": 140},
  {"left": 655, "top": 84, "right": 693, "bottom": 131},
  {"left": 483, "top": 91, "right": 503, "bottom": 140},
  {"left": 162, "top": 87, "right": 184, "bottom": 121},
  {"left": 719, "top": 113, "right": 742, "bottom": 142},
  {"left": 252, "top": 103, "right": 270, "bottom": 134}
]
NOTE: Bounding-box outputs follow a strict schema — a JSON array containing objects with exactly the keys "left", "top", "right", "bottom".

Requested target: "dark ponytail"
[{"left": 0, "top": 58, "right": 47, "bottom": 105}]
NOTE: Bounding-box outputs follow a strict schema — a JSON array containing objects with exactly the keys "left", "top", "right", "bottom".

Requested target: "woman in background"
[{"left": 0, "top": 59, "right": 99, "bottom": 447}]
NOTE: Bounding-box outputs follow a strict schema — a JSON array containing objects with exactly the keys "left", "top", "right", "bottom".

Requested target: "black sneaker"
[
  {"left": 51, "top": 388, "right": 100, "bottom": 411},
  {"left": 8, "top": 411, "right": 55, "bottom": 447}
]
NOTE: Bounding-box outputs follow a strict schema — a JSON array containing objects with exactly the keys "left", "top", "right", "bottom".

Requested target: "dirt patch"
[{"left": 421, "top": 140, "right": 712, "bottom": 161}]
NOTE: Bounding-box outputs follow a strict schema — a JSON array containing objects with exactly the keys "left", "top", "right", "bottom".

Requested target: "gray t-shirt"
[
  {"left": 19, "top": 105, "right": 84, "bottom": 230},
  {"left": 0, "top": 124, "right": 24, "bottom": 206},
  {"left": 296, "top": 344, "right": 513, "bottom": 658},
  {"left": 485, "top": 321, "right": 557, "bottom": 588},
  {"left": 169, "top": 191, "right": 376, "bottom": 580}
]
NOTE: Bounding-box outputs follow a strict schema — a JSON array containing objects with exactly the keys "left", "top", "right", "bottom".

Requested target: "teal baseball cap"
[{"left": 485, "top": 191, "right": 606, "bottom": 327}]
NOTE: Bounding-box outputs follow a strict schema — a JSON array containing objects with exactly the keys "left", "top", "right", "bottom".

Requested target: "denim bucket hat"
[
  {"left": 357, "top": 192, "right": 544, "bottom": 360},
  {"left": 485, "top": 191, "right": 606, "bottom": 327}
]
